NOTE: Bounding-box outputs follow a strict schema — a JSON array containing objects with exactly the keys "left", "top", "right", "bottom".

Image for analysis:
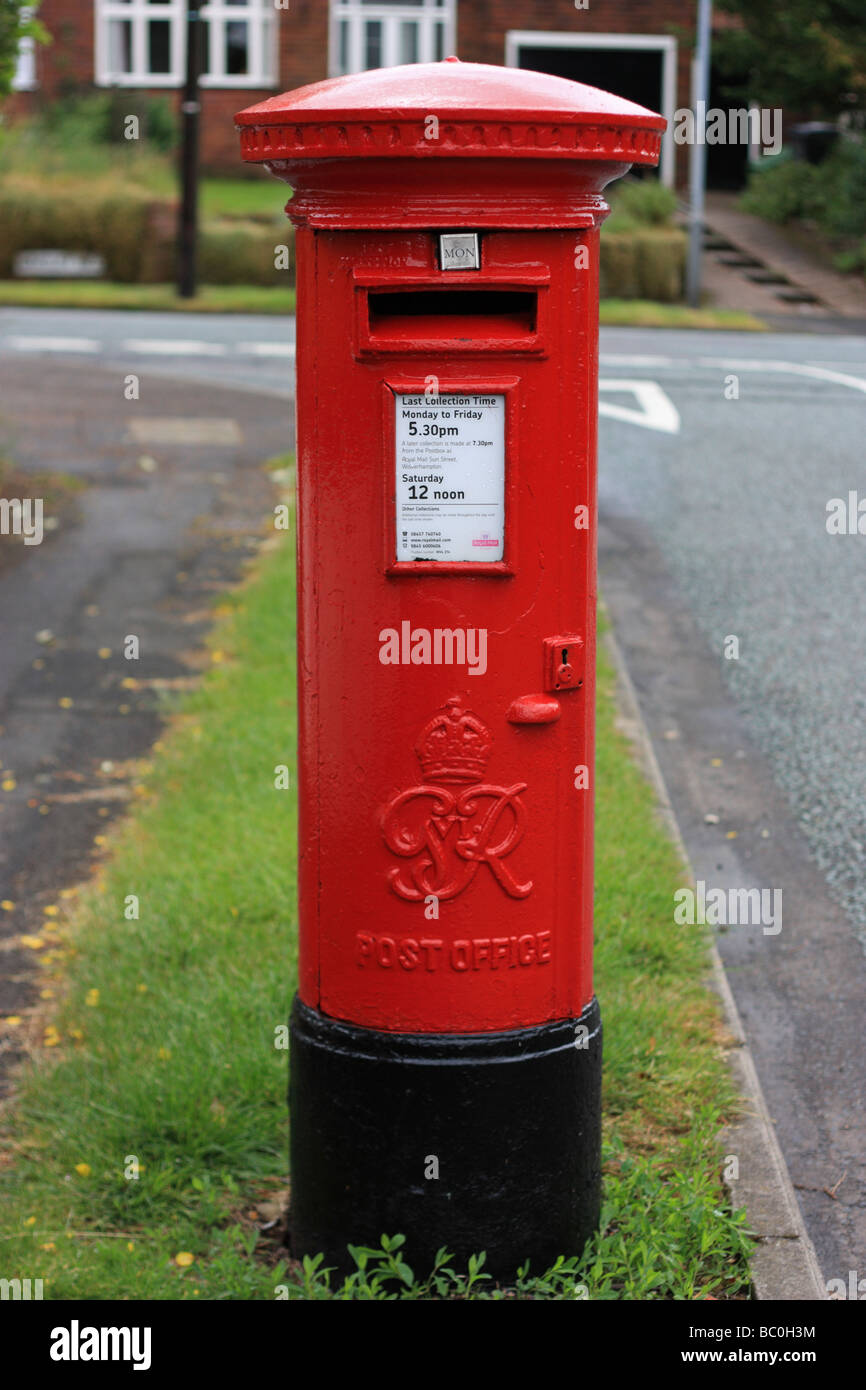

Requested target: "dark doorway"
[
  {"left": 515, "top": 44, "right": 666, "bottom": 180},
  {"left": 516, "top": 44, "right": 663, "bottom": 121}
]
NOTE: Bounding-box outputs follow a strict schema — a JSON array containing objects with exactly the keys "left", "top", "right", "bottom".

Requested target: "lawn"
[
  {"left": 0, "top": 281, "right": 297, "bottom": 314},
  {"left": 0, "top": 469, "right": 753, "bottom": 1299},
  {"left": 0, "top": 115, "right": 281, "bottom": 220}
]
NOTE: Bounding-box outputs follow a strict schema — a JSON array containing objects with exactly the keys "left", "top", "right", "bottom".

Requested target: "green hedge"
[
  {"left": 0, "top": 181, "right": 160, "bottom": 281},
  {"left": 199, "top": 221, "right": 291, "bottom": 286},
  {"left": 0, "top": 182, "right": 292, "bottom": 286},
  {"left": 600, "top": 228, "right": 687, "bottom": 302},
  {"left": 0, "top": 179, "right": 683, "bottom": 297}
]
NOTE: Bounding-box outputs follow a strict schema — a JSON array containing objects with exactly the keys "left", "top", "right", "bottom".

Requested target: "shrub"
[
  {"left": 633, "top": 229, "right": 688, "bottom": 302},
  {"left": 608, "top": 177, "right": 678, "bottom": 229},
  {"left": 739, "top": 153, "right": 822, "bottom": 224},
  {"left": 199, "top": 222, "right": 291, "bottom": 286},
  {"left": 0, "top": 180, "right": 295, "bottom": 285},
  {"left": 599, "top": 233, "right": 639, "bottom": 299},
  {"left": 29, "top": 90, "right": 179, "bottom": 152},
  {"left": 600, "top": 228, "right": 686, "bottom": 302},
  {"left": 0, "top": 180, "right": 161, "bottom": 281},
  {"left": 740, "top": 138, "right": 866, "bottom": 241}
]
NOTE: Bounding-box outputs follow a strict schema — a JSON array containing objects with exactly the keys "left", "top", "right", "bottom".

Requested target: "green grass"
[
  {"left": 0, "top": 471, "right": 753, "bottom": 1300},
  {"left": 199, "top": 177, "right": 287, "bottom": 221},
  {"left": 1, "top": 116, "right": 282, "bottom": 222},
  {"left": 0, "top": 281, "right": 296, "bottom": 314},
  {"left": 0, "top": 281, "right": 759, "bottom": 327},
  {"left": 599, "top": 299, "right": 766, "bottom": 331}
]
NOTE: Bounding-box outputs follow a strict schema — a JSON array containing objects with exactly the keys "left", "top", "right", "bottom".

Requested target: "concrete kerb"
[{"left": 603, "top": 625, "right": 827, "bottom": 1302}]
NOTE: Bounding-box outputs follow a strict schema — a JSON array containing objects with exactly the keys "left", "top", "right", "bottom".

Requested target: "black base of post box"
[{"left": 287, "top": 995, "right": 602, "bottom": 1282}]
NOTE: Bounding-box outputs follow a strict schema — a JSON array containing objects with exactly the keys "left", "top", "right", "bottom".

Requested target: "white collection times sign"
[{"left": 394, "top": 392, "right": 505, "bottom": 563}]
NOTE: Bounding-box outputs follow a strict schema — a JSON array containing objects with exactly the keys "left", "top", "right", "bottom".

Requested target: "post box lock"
[{"left": 543, "top": 635, "right": 585, "bottom": 692}]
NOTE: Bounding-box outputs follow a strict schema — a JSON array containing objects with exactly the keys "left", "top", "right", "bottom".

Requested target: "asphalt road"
[
  {"left": 591, "top": 326, "right": 866, "bottom": 1287},
  {"left": 1, "top": 307, "right": 865, "bottom": 1282}
]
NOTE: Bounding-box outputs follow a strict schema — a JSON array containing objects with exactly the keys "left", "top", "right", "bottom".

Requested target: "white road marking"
[
  {"left": 120, "top": 339, "right": 228, "bottom": 356},
  {"left": 126, "top": 417, "right": 242, "bottom": 445},
  {"left": 4, "top": 335, "right": 100, "bottom": 353},
  {"left": 600, "top": 354, "right": 675, "bottom": 369},
  {"left": 237, "top": 341, "right": 295, "bottom": 357},
  {"left": 699, "top": 356, "right": 866, "bottom": 397},
  {"left": 1, "top": 332, "right": 863, "bottom": 406},
  {"left": 598, "top": 379, "right": 681, "bottom": 434}
]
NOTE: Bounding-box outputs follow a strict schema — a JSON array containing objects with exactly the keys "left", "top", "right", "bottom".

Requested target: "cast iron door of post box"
[
  {"left": 237, "top": 58, "right": 664, "bottom": 1279},
  {"left": 303, "top": 228, "right": 596, "bottom": 1037}
]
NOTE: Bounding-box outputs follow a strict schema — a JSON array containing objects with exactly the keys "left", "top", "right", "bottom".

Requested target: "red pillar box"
[{"left": 237, "top": 60, "right": 664, "bottom": 1278}]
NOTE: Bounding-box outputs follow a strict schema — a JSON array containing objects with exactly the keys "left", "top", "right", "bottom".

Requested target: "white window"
[
  {"left": 13, "top": 7, "right": 38, "bottom": 91},
  {"left": 330, "top": 0, "right": 456, "bottom": 77},
  {"left": 95, "top": 0, "right": 277, "bottom": 88}
]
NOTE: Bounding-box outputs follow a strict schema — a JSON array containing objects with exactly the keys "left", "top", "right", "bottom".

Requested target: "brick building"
[{"left": 11, "top": 1, "right": 696, "bottom": 178}]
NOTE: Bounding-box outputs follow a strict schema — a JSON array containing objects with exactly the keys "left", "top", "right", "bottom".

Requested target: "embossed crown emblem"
[{"left": 415, "top": 696, "right": 492, "bottom": 785}]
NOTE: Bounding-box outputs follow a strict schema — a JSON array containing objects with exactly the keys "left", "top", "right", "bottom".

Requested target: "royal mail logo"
[
  {"left": 382, "top": 697, "right": 532, "bottom": 901},
  {"left": 472, "top": 533, "right": 500, "bottom": 548}
]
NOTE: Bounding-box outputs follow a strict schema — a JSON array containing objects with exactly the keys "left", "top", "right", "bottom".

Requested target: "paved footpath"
[{"left": 0, "top": 357, "right": 290, "bottom": 1094}]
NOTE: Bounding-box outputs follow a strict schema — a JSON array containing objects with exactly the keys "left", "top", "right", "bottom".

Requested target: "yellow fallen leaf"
[
  {"left": 98, "top": 648, "right": 112, "bottom": 659},
  {"left": 58, "top": 697, "right": 73, "bottom": 709},
  {"left": 20, "top": 936, "right": 45, "bottom": 950},
  {"left": 1, "top": 900, "right": 15, "bottom": 911},
  {"left": 4, "top": 1016, "right": 23, "bottom": 1027},
  {"left": 74, "top": 1163, "right": 91, "bottom": 1178},
  {"left": 174, "top": 1252, "right": 195, "bottom": 1268},
  {"left": 24, "top": 1216, "right": 36, "bottom": 1226},
  {"left": 2, "top": 779, "right": 16, "bottom": 791},
  {"left": 85, "top": 989, "right": 100, "bottom": 1007}
]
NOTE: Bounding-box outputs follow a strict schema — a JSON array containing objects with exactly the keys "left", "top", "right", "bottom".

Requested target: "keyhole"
[{"left": 561, "top": 648, "right": 568, "bottom": 665}]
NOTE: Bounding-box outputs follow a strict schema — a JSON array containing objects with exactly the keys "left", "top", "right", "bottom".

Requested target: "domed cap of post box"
[{"left": 236, "top": 59, "right": 666, "bottom": 229}]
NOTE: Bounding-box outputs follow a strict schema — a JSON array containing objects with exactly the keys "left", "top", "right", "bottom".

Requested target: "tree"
[
  {"left": 715, "top": 0, "right": 866, "bottom": 120},
  {"left": 0, "top": 3, "right": 50, "bottom": 101}
]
